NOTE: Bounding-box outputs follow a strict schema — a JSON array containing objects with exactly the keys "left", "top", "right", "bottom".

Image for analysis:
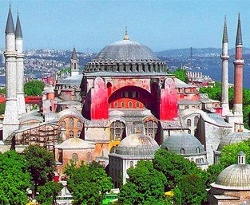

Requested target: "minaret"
[
  {"left": 3, "top": 6, "right": 19, "bottom": 140},
  {"left": 70, "top": 48, "right": 79, "bottom": 77},
  {"left": 221, "top": 16, "right": 230, "bottom": 117},
  {"left": 233, "top": 13, "right": 244, "bottom": 123},
  {"left": 15, "top": 13, "right": 26, "bottom": 116}
]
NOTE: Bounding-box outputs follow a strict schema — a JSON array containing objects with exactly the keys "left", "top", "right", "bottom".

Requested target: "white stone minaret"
[
  {"left": 15, "top": 13, "right": 26, "bottom": 116},
  {"left": 221, "top": 16, "right": 230, "bottom": 117},
  {"left": 70, "top": 48, "right": 79, "bottom": 77},
  {"left": 3, "top": 7, "right": 19, "bottom": 140}
]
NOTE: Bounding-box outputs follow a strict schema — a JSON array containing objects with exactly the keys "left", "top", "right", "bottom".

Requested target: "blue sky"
[{"left": 1, "top": 0, "right": 250, "bottom": 53}]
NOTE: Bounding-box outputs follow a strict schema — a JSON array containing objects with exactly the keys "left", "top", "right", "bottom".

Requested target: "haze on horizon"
[{"left": 1, "top": 0, "right": 250, "bottom": 53}]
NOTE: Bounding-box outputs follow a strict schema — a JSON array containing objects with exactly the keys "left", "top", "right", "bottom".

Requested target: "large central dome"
[
  {"left": 84, "top": 32, "right": 166, "bottom": 73},
  {"left": 94, "top": 39, "right": 159, "bottom": 62}
]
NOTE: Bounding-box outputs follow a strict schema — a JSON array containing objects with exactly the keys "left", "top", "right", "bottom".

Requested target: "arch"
[
  {"left": 69, "top": 117, "right": 74, "bottom": 129},
  {"left": 110, "top": 120, "right": 125, "bottom": 140},
  {"left": 72, "top": 153, "right": 78, "bottom": 162},
  {"left": 194, "top": 116, "right": 199, "bottom": 126},
  {"left": 108, "top": 85, "right": 155, "bottom": 111},
  {"left": 144, "top": 119, "right": 158, "bottom": 139},
  {"left": 180, "top": 148, "right": 185, "bottom": 154}
]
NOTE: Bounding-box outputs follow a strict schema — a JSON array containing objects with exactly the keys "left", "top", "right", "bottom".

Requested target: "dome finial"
[{"left": 123, "top": 27, "right": 129, "bottom": 40}]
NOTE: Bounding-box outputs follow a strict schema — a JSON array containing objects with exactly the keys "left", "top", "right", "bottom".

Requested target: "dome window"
[
  {"left": 72, "top": 153, "right": 78, "bottom": 162},
  {"left": 180, "top": 148, "right": 185, "bottom": 154}
]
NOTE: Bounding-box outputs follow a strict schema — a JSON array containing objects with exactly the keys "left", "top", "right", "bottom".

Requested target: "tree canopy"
[
  {"left": 0, "top": 150, "right": 31, "bottom": 205},
  {"left": 23, "top": 145, "right": 56, "bottom": 198},
  {"left": 65, "top": 161, "right": 113, "bottom": 205},
  {"left": 199, "top": 82, "right": 250, "bottom": 129},
  {"left": 153, "top": 148, "right": 202, "bottom": 190},
  {"left": 36, "top": 181, "right": 63, "bottom": 205},
  {"left": 24, "top": 80, "right": 45, "bottom": 96},
  {"left": 118, "top": 160, "right": 166, "bottom": 205},
  {"left": 169, "top": 68, "right": 188, "bottom": 83},
  {"left": 174, "top": 174, "right": 207, "bottom": 205}
]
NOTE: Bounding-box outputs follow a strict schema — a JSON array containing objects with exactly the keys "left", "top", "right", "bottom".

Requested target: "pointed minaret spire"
[
  {"left": 221, "top": 16, "right": 230, "bottom": 116},
  {"left": 123, "top": 27, "right": 129, "bottom": 40},
  {"left": 222, "top": 16, "right": 228, "bottom": 43},
  {"left": 5, "top": 6, "right": 14, "bottom": 34},
  {"left": 70, "top": 47, "right": 79, "bottom": 77},
  {"left": 15, "top": 12, "right": 26, "bottom": 116},
  {"left": 236, "top": 13, "right": 243, "bottom": 46},
  {"left": 71, "top": 47, "right": 77, "bottom": 60},
  {"left": 233, "top": 13, "right": 244, "bottom": 123},
  {"left": 15, "top": 12, "right": 23, "bottom": 39}
]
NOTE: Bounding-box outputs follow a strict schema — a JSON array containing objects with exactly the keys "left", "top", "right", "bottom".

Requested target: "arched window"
[
  {"left": 121, "top": 102, "right": 125, "bottom": 108},
  {"left": 130, "top": 161, "right": 134, "bottom": 168},
  {"left": 69, "top": 130, "right": 74, "bottom": 138},
  {"left": 77, "top": 121, "right": 81, "bottom": 128},
  {"left": 87, "top": 152, "right": 92, "bottom": 164},
  {"left": 180, "top": 148, "right": 185, "bottom": 154},
  {"left": 187, "top": 119, "right": 191, "bottom": 127},
  {"left": 128, "top": 101, "right": 133, "bottom": 108},
  {"left": 69, "top": 118, "right": 74, "bottom": 129},
  {"left": 72, "top": 153, "right": 78, "bottom": 162},
  {"left": 135, "top": 102, "right": 140, "bottom": 108},
  {"left": 196, "top": 147, "right": 200, "bottom": 153},
  {"left": 144, "top": 120, "right": 158, "bottom": 138},
  {"left": 61, "top": 121, "right": 66, "bottom": 129},
  {"left": 194, "top": 116, "right": 199, "bottom": 126},
  {"left": 110, "top": 120, "right": 125, "bottom": 140}
]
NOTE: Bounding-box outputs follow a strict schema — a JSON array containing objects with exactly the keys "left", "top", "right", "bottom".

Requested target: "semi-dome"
[
  {"left": 114, "top": 133, "right": 159, "bottom": 156},
  {"left": 218, "top": 131, "right": 250, "bottom": 151},
  {"left": 84, "top": 32, "right": 166, "bottom": 73},
  {"left": 212, "top": 152, "right": 250, "bottom": 190},
  {"left": 161, "top": 132, "right": 205, "bottom": 155}
]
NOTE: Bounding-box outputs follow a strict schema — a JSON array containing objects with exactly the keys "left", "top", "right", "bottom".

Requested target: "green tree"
[
  {"left": 0, "top": 87, "right": 6, "bottom": 94},
  {"left": 118, "top": 160, "right": 166, "bottom": 205},
  {"left": 169, "top": 68, "right": 188, "bottom": 83},
  {"left": 199, "top": 82, "right": 222, "bottom": 101},
  {"left": 153, "top": 148, "right": 202, "bottom": 190},
  {"left": 203, "top": 163, "right": 224, "bottom": 188},
  {"left": 0, "top": 150, "right": 31, "bottom": 204},
  {"left": 23, "top": 145, "right": 56, "bottom": 198},
  {"left": 174, "top": 174, "right": 207, "bottom": 205},
  {"left": 36, "top": 181, "right": 63, "bottom": 205},
  {"left": 0, "top": 103, "right": 5, "bottom": 114},
  {"left": 24, "top": 80, "right": 45, "bottom": 96},
  {"left": 65, "top": 161, "right": 113, "bottom": 205},
  {"left": 219, "top": 140, "right": 250, "bottom": 167}
]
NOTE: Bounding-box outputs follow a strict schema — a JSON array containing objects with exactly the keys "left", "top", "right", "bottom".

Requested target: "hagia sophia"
[{"left": 1, "top": 6, "right": 250, "bottom": 204}]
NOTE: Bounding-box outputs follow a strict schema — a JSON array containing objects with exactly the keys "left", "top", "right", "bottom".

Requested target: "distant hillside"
[{"left": 156, "top": 47, "right": 250, "bottom": 58}]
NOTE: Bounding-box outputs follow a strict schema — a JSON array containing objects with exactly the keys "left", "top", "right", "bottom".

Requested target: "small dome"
[
  {"left": 114, "top": 133, "right": 159, "bottom": 156},
  {"left": 218, "top": 132, "right": 250, "bottom": 150},
  {"left": 56, "top": 138, "right": 95, "bottom": 149},
  {"left": 215, "top": 164, "right": 250, "bottom": 189},
  {"left": 161, "top": 132, "right": 205, "bottom": 155},
  {"left": 57, "top": 74, "right": 83, "bottom": 85}
]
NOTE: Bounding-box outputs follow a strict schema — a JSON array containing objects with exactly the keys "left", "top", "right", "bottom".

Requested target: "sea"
[{"left": 190, "top": 65, "right": 250, "bottom": 89}]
